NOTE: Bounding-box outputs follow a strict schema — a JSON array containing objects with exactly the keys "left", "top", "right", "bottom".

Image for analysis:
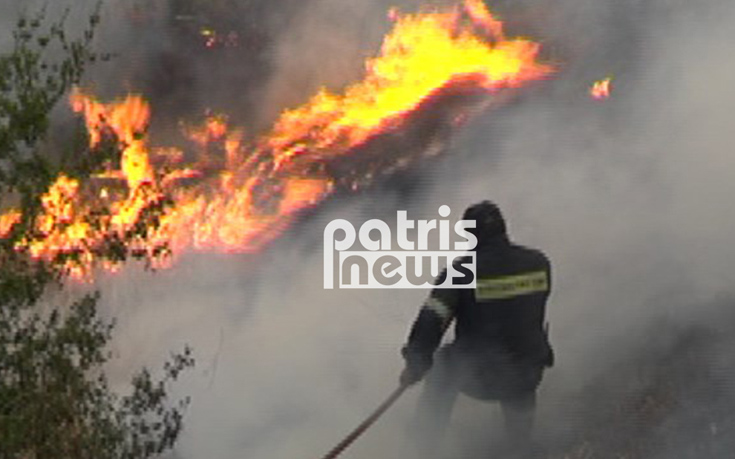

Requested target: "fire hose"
[{"left": 316, "top": 383, "right": 409, "bottom": 459}]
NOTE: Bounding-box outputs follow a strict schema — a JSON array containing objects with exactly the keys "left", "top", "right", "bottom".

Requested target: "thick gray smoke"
[{"left": 4, "top": 0, "right": 735, "bottom": 457}]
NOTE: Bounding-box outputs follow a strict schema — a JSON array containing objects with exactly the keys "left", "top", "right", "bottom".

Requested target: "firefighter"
[{"left": 400, "top": 200, "right": 553, "bottom": 457}]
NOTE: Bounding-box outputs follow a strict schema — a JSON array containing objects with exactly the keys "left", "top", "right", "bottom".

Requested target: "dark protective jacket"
[{"left": 403, "top": 234, "right": 554, "bottom": 379}]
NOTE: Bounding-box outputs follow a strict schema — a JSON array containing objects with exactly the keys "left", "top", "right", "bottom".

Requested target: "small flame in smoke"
[
  {"left": 0, "top": 211, "right": 21, "bottom": 238},
  {"left": 200, "top": 27, "right": 240, "bottom": 49},
  {"left": 590, "top": 77, "right": 612, "bottom": 100},
  {"left": 1, "top": 0, "right": 554, "bottom": 277}
]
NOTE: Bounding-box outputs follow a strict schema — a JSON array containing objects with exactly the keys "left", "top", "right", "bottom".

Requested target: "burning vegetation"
[{"left": 1, "top": 0, "right": 554, "bottom": 277}]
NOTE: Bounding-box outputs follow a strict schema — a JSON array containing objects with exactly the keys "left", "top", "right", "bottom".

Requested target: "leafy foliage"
[
  {"left": 1, "top": 8, "right": 97, "bottom": 200},
  {"left": 0, "top": 294, "right": 194, "bottom": 459},
  {"left": 0, "top": 7, "right": 194, "bottom": 459}
]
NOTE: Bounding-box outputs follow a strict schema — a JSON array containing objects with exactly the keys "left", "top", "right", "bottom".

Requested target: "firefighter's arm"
[
  {"left": 531, "top": 254, "right": 554, "bottom": 368},
  {"left": 400, "top": 270, "right": 460, "bottom": 385},
  {"left": 543, "top": 258, "right": 554, "bottom": 367}
]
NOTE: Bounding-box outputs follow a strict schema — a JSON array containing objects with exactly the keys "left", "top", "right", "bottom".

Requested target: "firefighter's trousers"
[{"left": 407, "top": 344, "right": 542, "bottom": 458}]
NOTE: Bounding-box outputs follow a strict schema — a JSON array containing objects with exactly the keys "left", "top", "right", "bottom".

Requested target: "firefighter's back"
[{"left": 455, "top": 239, "right": 552, "bottom": 368}]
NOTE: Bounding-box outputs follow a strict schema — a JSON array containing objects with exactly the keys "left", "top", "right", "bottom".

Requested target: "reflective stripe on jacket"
[{"left": 403, "top": 235, "right": 553, "bottom": 368}]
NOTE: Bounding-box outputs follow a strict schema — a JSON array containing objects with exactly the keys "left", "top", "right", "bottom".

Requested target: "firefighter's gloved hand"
[
  {"left": 400, "top": 365, "right": 429, "bottom": 386},
  {"left": 400, "top": 347, "right": 432, "bottom": 386}
]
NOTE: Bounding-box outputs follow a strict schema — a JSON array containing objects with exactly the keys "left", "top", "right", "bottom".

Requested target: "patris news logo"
[{"left": 324, "top": 206, "right": 477, "bottom": 289}]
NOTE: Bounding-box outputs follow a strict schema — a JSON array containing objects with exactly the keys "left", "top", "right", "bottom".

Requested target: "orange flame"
[
  {"left": 70, "top": 89, "right": 155, "bottom": 191},
  {"left": 590, "top": 77, "right": 612, "bottom": 100},
  {"left": 4, "top": 92, "right": 171, "bottom": 277},
  {"left": 183, "top": 114, "right": 244, "bottom": 170},
  {"left": 267, "top": 1, "right": 551, "bottom": 157},
  {"left": 0, "top": 211, "right": 21, "bottom": 238},
  {"left": 1, "top": 0, "right": 554, "bottom": 276}
]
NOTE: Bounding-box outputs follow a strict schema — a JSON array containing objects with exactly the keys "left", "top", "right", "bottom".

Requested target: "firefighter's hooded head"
[{"left": 463, "top": 200, "right": 507, "bottom": 244}]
